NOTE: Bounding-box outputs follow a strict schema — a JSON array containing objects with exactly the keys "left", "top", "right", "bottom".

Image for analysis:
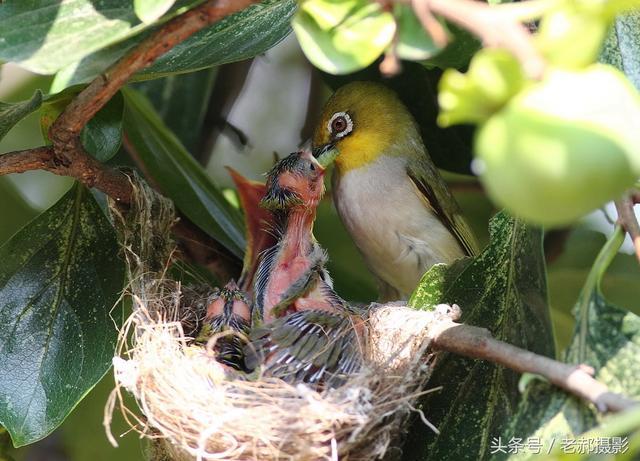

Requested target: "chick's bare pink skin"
[
  {"left": 203, "top": 280, "right": 251, "bottom": 371},
  {"left": 205, "top": 280, "right": 251, "bottom": 323},
  {"left": 255, "top": 151, "right": 340, "bottom": 322}
]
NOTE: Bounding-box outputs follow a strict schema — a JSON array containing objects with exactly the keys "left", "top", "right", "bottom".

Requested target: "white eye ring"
[{"left": 327, "top": 112, "right": 353, "bottom": 139}]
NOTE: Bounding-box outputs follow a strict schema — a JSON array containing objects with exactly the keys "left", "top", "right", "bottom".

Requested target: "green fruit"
[
  {"left": 536, "top": 7, "right": 608, "bottom": 69},
  {"left": 475, "top": 65, "right": 640, "bottom": 227},
  {"left": 438, "top": 49, "right": 525, "bottom": 126},
  {"left": 535, "top": 0, "right": 640, "bottom": 69}
]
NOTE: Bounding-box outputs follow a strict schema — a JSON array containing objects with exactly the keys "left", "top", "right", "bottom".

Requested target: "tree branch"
[
  {"left": 1, "top": 0, "right": 257, "bottom": 278},
  {"left": 615, "top": 193, "right": 640, "bottom": 264},
  {"left": 0, "top": 145, "right": 133, "bottom": 201},
  {"left": 50, "top": 0, "right": 257, "bottom": 150},
  {"left": 0, "top": 0, "right": 259, "bottom": 200},
  {"left": 429, "top": 313, "right": 638, "bottom": 413}
]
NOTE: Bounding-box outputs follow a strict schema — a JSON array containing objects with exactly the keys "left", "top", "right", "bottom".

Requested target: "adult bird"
[{"left": 313, "top": 81, "right": 479, "bottom": 301}]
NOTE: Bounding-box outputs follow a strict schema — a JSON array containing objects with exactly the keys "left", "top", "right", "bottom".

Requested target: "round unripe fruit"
[{"left": 475, "top": 65, "right": 640, "bottom": 227}]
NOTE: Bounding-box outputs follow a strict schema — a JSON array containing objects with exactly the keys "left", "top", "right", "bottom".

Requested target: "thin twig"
[
  {"left": 615, "top": 193, "right": 640, "bottom": 264},
  {"left": 429, "top": 318, "right": 638, "bottom": 413},
  {"left": 410, "top": 0, "right": 448, "bottom": 48}
]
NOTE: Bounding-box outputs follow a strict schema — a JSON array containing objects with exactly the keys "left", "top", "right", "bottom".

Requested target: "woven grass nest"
[{"left": 104, "top": 175, "right": 458, "bottom": 461}]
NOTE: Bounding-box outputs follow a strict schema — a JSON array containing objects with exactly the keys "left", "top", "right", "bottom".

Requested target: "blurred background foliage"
[{"left": 1, "top": 1, "right": 639, "bottom": 459}]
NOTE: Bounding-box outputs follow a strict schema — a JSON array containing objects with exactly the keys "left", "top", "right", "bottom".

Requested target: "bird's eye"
[
  {"left": 332, "top": 116, "right": 347, "bottom": 133},
  {"left": 327, "top": 112, "right": 353, "bottom": 139},
  {"left": 308, "top": 161, "right": 316, "bottom": 171}
]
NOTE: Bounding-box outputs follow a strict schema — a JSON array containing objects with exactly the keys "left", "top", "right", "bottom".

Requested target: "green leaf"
[
  {"left": 0, "top": 184, "right": 124, "bottom": 446},
  {"left": 133, "top": 68, "right": 217, "bottom": 152},
  {"left": 423, "top": 23, "right": 481, "bottom": 70},
  {"left": 0, "top": 180, "right": 39, "bottom": 245},
  {"left": 548, "top": 227, "right": 640, "bottom": 349},
  {"left": 38, "top": 89, "right": 124, "bottom": 162},
  {"left": 395, "top": 4, "right": 441, "bottom": 61},
  {"left": 80, "top": 92, "right": 124, "bottom": 162},
  {"left": 499, "top": 227, "right": 640, "bottom": 459},
  {"left": 52, "top": 0, "right": 296, "bottom": 89},
  {"left": 142, "top": 0, "right": 295, "bottom": 77},
  {"left": 475, "top": 65, "right": 640, "bottom": 228},
  {"left": 404, "top": 211, "right": 554, "bottom": 460},
  {"left": 438, "top": 48, "right": 525, "bottom": 127},
  {"left": 122, "top": 87, "right": 245, "bottom": 258},
  {"left": 134, "top": 0, "right": 177, "bottom": 23},
  {"left": 0, "top": 0, "right": 147, "bottom": 74},
  {"left": 0, "top": 91, "right": 43, "bottom": 143},
  {"left": 600, "top": 11, "right": 640, "bottom": 90},
  {"left": 292, "top": 0, "right": 395, "bottom": 75}
]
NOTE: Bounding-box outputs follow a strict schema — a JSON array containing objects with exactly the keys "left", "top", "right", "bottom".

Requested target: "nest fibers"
[{"left": 105, "top": 178, "right": 457, "bottom": 461}]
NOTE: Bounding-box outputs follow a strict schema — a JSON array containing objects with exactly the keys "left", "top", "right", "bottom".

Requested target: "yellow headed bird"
[{"left": 312, "top": 81, "right": 479, "bottom": 301}]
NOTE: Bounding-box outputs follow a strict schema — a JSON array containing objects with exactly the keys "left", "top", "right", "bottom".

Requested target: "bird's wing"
[
  {"left": 406, "top": 157, "right": 480, "bottom": 256},
  {"left": 246, "top": 310, "right": 363, "bottom": 387}
]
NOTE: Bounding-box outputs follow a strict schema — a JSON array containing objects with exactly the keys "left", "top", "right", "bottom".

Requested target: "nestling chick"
[
  {"left": 313, "top": 81, "right": 479, "bottom": 301},
  {"left": 249, "top": 150, "right": 365, "bottom": 387},
  {"left": 198, "top": 280, "right": 251, "bottom": 372},
  {"left": 254, "top": 150, "right": 343, "bottom": 322}
]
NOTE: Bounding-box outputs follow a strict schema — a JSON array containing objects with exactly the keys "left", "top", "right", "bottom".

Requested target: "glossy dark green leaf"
[
  {"left": 548, "top": 227, "right": 640, "bottom": 349},
  {"left": 52, "top": 0, "right": 296, "bottom": 89},
  {"left": 0, "top": 91, "right": 43, "bottom": 143},
  {"left": 80, "top": 92, "right": 125, "bottom": 162},
  {"left": 134, "top": 69, "right": 217, "bottom": 152},
  {"left": 142, "top": 0, "right": 295, "bottom": 77},
  {"left": 423, "top": 23, "right": 481, "bottom": 70},
  {"left": 600, "top": 11, "right": 640, "bottom": 90},
  {"left": 0, "top": 0, "right": 202, "bottom": 75},
  {"left": 0, "top": 184, "right": 124, "bottom": 447},
  {"left": 0, "top": 180, "right": 39, "bottom": 244},
  {"left": 395, "top": 4, "right": 441, "bottom": 61},
  {"left": 38, "top": 89, "right": 124, "bottom": 162},
  {"left": 404, "top": 211, "right": 554, "bottom": 460},
  {"left": 122, "top": 88, "right": 245, "bottom": 258},
  {"left": 498, "top": 227, "right": 640, "bottom": 460},
  {"left": 0, "top": 0, "right": 142, "bottom": 75}
]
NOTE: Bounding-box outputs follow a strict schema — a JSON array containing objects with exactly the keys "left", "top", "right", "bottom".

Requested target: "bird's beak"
[{"left": 313, "top": 143, "right": 340, "bottom": 168}]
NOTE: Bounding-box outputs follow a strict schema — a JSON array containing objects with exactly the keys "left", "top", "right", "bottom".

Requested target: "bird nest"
[{"left": 104, "top": 177, "right": 456, "bottom": 461}]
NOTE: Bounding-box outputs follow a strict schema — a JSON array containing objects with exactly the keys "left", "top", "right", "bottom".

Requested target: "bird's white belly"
[{"left": 333, "top": 157, "right": 464, "bottom": 298}]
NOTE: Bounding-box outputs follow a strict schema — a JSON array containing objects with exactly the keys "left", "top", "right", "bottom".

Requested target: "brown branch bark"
[
  {"left": 615, "top": 194, "right": 640, "bottom": 264},
  {"left": 429, "top": 317, "right": 638, "bottom": 413},
  {"left": 0, "top": 145, "right": 133, "bottom": 201}
]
